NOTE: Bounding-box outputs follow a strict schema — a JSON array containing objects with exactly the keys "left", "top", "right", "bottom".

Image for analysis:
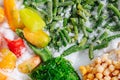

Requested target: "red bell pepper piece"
[{"left": 4, "top": 38, "right": 25, "bottom": 58}]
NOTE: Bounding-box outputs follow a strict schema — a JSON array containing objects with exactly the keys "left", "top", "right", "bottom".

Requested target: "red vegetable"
[{"left": 5, "top": 38, "right": 25, "bottom": 58}]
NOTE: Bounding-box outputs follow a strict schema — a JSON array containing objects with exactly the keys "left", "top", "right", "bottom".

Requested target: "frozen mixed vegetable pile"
[{"left": 0, "top": 0, "right": 120, "bottom": 80}]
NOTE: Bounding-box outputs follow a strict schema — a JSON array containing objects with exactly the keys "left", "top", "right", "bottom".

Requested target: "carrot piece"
[
  {"left": 0, "top": 7, "right": 4, "bottom": 23},
  {"left": 0, "top": 72, "right": 7, "bottom": 80}
]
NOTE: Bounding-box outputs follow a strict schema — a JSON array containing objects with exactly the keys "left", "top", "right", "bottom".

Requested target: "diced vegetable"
[
  {"left": 18, "top": 56, "right": 41, "bottom": 73},
  {"left": 20, "top": 8, "right": 46, "bottom": 32},
  {"left": 23, "top": 28, "right": 50, "bottom": 48},
  {"left": 29, "top": 57, "right": 80, "bottom": 80},
  {"left": 4, "top": 0, "right": 23, "bottom": 31},
  {"left": 0, "top": 48, "right": 17, "bottom": 70},
  {"left": 0, "top": 72, "right": 7, "bottom": 80},
  {"left": 5, "top": 38, "right": 25, "bottom": 58},
  {"left": 0, "top": 7, "right": 5, "bottom": 23}
]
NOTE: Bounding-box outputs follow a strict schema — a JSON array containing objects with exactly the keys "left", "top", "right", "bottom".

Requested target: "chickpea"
[
  {"left": 102, "top": 62, "right": 108, "bottom": 68},
  {"left": 112, "top": 70, "right": 119, "bottom": 76},
  {"left": 108, "top": 64, "right": 115, "bottom": 72},
  {"left": 104, "top": 76, "right": 111, "bottom": 80},
  {"left": 96, "top": 73, "right": 103, "bottom": 79},
  {"left": 101, "top": 54, "right": 109, "bottom": 62},
  {"left": 97, "top": 65, "right": 104, "bottom": 73},
  {"left": 94, "top": 78, "right": 98, "bottom": 80},
  {"left": 118, "top": 73, "right": 120, "bottom": 79},
  {"left": 103, "top": 69, "right": 110, "bottom": 76},
  {"left": 87, "top": 73, "right": 94, "bottom": 80},
  {"left": 111, "top": 77, "right": 118, "bottom": 80},
  {"left": 94, "top": 57, "right": 102, "bottom": 64}
]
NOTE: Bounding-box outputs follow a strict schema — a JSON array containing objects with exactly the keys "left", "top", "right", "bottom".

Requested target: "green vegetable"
[
  {"left": 97, "top": 2, "right": 104, "bottom": 18},
  {"left": 89, "top": 44, "right": 94, "bottom": 60},
  {"left": 80, "top": 19, "right": 88, "bottom": 37},
  {"left": 71, "top": 18, "right": 79, "bottom": 39},
  {"left": 46, "top": 0, "right": 53, "bottom": 23},
  {"left": 28, "top": 43, "right": 52, "bottom": 62},
  {"left": 108, "top": 4, "right": 120, "bottom": 19},
  {"left": 59, "top": 31, "right": 67, "bottom": 46},
  {"left": 79, "top": 37, "right": 87, "bottom": 46},
  {"left": 29, "top": 57, "right": 80, "bottom": 80},
  {"left": 62, "top": 29, "right": 71, "bottom": 43},
  {"left": 94, "top": 42, "right": 109, "bottom": 50},
  {"left": 86, "top": 27, "right": 93, "bottom": 33},
  {"left": 103, "top": 34, "right": 120, "bottom": 42},
  {"left": 62, "top": 44, "right": 89, "bottom": 57},
  {"left": 97, "top": 31, "right": 108, "bottom": 44},
  {"left": 59, "top": 1, "right": 74, "bottom": 7}
]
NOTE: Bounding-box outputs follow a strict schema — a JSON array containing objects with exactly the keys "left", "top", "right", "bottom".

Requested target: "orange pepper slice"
[
  {"left": 4, "top": 0, "right": 23, "bottom": 31},
  {"left": 0, "top": 72, "right": 7, "bottom": 80},
  {"left": 0, "top": 48, "right": 17, "bottom": 70},
  {"left": 0, "top": 7, "right": 4, "bottom": 23}
]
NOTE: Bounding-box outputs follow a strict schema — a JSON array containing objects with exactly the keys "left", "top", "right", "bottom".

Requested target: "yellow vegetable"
[
  {"left": 0, "top": 48, "right": 17, "bottom": 70},
  {"left": 79, "top": 66, "right": 87, "bottom": 76},
  {"left": 23, "top": 28, "right": 50, "bottom": 48},
  {"left": 0, "top": 7, "right": 4, "bottom": 23},
  {"left": 18, "top": 56, "right": 41, "bottom": 73},
  {"left": 0, "top": 72, "right": 7, "bottom": 80},
  {"left": 20, "top": 8, "right": 46, "bottom": 32}
]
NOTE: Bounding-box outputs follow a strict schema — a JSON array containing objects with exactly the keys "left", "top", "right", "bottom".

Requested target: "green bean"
[
  {"left": 59, "top": 1, "right": 74, "bottom": 7},
  {"left": 61, "top": 44, "right": 89, "bottom": 57},
  {"left": 71, "top": 18, "right": 79, "bottom": 39},
  {"left": 97, "top": 2, "right": 103, "bottom": 18},
  {"left": 106, "top": 25, "right": 120, "bottom": 32},
  {"left": 79, "top": 37, "right": 87, "bottom": 46},
  {"left": 58, "top": 7, "right": 63, "bottom": 14},
  {"left": 53, "top": 0, "right": 59, "bottom": 17},
  {"left": 94, "top": 16, "right": 104, "bottom": 29},
  {"left": 59, "top": 31, "right": 67, "bottom": 46},
  {"left": 86, "top": 27, "right": 93, "bottom": 33},
  {"left": 62, "top": 29, "right": 71, "bottom": 43},
  {"left": 53, "top": 16, "right": 63, "bottom": 21},
  {"left": 63, "top": 18, "right": 68, "bottom": 27},
  {"left": 47, "top": 0, "right": 53, "bottom": 23},
  {"left": 77, "top": 4, "right": 91, "bottom": 17},
  {"left": 89, "top": 44, "right": 94, "bottom": 60},
  {"left": 108, "top": 4, "right": 120, "bottom": 19},
  {"left": 103, "top": 34, "right": 120, "bottom": 42},
  {"left": 80, "top": 19, "right": 88, "bottom": 37},
  {"left": 49, "top": 22, "right": 57, "bottom": 32},
  {"left": 97, "top": 31, "right": 108, "bottom": 44},
  {"left": 94, "top": 42, "right": 109, "bottom": 50}
]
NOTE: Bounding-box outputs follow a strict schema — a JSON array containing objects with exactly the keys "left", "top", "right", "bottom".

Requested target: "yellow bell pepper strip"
[
  {"left": 4, "top": 0, "right": 23, "bottom": 31},
  {"left": 23, "top": 28, "right": 50, "bottom": 48},
  {"left": 18, "top": 56, "right": 41, "bottom": 73},
  {"left": 0, "top": 48, "right": 17, "bottom": 70},
  {"left": 19, "top": 7, "right": 46, "bottom": 32},
  {"left": 0, "top": 72, "right": 7, "bottom": 80},
  {"left": 4, "top": 38, "right": 25, "bottom": 58},
  {"left": 0, "top": 7, "right": 5, "bottom": 23}
]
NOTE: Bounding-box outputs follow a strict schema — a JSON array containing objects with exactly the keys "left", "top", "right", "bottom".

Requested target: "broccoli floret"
[{"left": 29, "top": 57, "right": 80, "bottom": 80}]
